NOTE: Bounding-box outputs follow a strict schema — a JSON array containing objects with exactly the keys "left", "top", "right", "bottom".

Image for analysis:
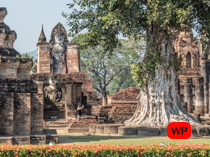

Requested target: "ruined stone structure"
[
  {"left": 0, "top": 8, "right": 53, "bottom": 144},
  {"left": 91, "top": 87, "right": 139, "bottom": 124},
  {"left": 37, "top": 23, "right": 80, "bottom": 74},
  {"left": 3, "top": 6, "right": 210, "bottom": 141},
  {"left": 175, "top": 31, "right": 210, "bottom": 117},
  {"left": 35, "top": 23, "right": 97, "bottom": 122},
  {"left": 0, "top": 8, "right": 95, "bottom": 144}
]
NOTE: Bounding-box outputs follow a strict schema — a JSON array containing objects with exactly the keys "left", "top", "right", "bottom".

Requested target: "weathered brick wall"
[
  {"left": 104, "top": 87, "right": 139, "bottom": 123},
  {"left": 84, "top": 91, "right": 99, "bottom": 101},
  {"left": 0, "top": 93, "right": 14, "bottom": 135},
  {"left": 99, "top": 105, "right": 113, "bottom": 117},
  {"left": 37, "top": 43, "right": 50, "bottom": 73},
  {"left": 13, "top": 93, "right": 31, "bottom": 135},
  {"left": 0, "top": 57, "right": 32, "bottom": 79},
  {"left": 90, "top": 101, "right": 102, "bottom": 116},
  {"left": 0, "top": 137, "right": 13, "bottom": 144},
  {"left": 69, "top": 72, "right": 93, "bottom": 93},
  {"left": 108, "top": 104, "right": 137, "bottom": 123},
  {"left": 107, "top": 87, "right": 139, "bottom": 104},
  {"left": 13, "top": 136, "right": 30, "bottom": 145},
  {"left": 67, "top": 44, "right": 80, "bottom": 73},
  {"left": 31, "top": 93, "right": 43, "bottom": 134}
]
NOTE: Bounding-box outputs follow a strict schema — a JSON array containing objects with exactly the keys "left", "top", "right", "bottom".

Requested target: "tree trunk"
[
  {"left": 125, "top": 26, "right": 199, "bottom": 127},
  {"left": 102, "top": 91, "right": 108, "bottom": 106}
]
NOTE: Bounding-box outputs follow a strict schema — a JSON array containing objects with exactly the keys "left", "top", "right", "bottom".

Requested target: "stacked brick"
[
  {"left": 96, "top": 87, "right": 140, "bottom": 123},
  {"left": 98, "top": 105, "right": 113, "bottom": 123},
  {"left": 108, "top": 104, "right": 137, "bottom": 123},
  {"left": 69, "top": 72, "right": 93, "bottom": 94},
  {"left": 68, "top": 116, "right": 98, "bottom": 133},
  {"left": 108, "top": 87, "right": 139, "bottom": 104}
]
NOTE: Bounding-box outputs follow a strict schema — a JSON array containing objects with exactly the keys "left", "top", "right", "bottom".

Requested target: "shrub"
[{"left": 0, "top": 144, "right": 210, "bottom": 156}]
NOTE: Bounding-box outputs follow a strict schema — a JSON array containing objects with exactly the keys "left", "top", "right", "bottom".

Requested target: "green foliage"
[
  {"left": 22, "top": 53, "right": 33, "bottom": 59},
  {"left": 71, "top": 35, "right": 144, "bottom": 94},
  {"left": 108, "top": 69, "right": 137, "bottom": 95},
  {"left": 64, "top": 0, "right": 210, "bottom": 50},
  {"left": 131, "top": 50, "right": 163, "bottom": 86},
  {"left": 64, "top": 0, "right": 210, "bottom": 86}
]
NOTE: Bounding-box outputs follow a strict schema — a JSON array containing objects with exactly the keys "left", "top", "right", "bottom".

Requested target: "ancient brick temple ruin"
[
  {"left": 0, "top": 7, "right": 141, "bottom": 142},
  {"left": 0, "top": 8, "right": 42, "bottom": 144},
  {"left": 175, "top": 30, "right": 210, "bottom": 119},
  {"left": 0, "top": 7, "right": 97, "bottom": 144},
  {"left": 1, "top": 6, "right": 210, "bottom": 143}
]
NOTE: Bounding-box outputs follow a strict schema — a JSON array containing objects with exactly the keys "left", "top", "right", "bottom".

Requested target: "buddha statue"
[
  {"left": 50, "top": 24, "right": 68, "bottom": 74},
  {"left": 44, "top": 77, "right": 62, "bottom": 104}
]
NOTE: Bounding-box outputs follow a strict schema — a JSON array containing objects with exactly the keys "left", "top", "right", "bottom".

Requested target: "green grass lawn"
[{"left": 58, "top": 134, "right": 210, "bottom": 145}]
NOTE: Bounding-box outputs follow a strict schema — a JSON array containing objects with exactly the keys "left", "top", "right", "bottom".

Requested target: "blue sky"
[{"left": 1, "top": 0, "right": 73, "bottom": 53}]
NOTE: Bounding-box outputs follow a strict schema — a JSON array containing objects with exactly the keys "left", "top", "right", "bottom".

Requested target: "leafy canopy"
[
  {"left": 64, "top": 0, "right": 210, "bottom": 52},
  {"left": 71, "top": 35, "right": 144, "bottom": 93}
]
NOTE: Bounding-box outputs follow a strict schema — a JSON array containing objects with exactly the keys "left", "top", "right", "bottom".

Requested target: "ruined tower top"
[
  {"left": 0, "top": 7, "right": 11, "bottom": 33},
  {"left": 0, "top": 7, "right": 20, "bottom": 57},
  {"left": 38, "top": 24, "right": 47, "bottom": 43},
  {"left": 0, "top": 8, "right": 7, "bottom": 23}
]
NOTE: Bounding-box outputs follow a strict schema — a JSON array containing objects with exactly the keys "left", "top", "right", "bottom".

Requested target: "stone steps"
[
  {"left": 44, "top": 116, "right": 98, "bottom": 134},
  {"left": 44, "top": 126, "right": 69, "bottom": 129},
  {"left": 44, "top": 120, "right": 70, "bottom": 135},
  {"left": 56, "top": 129, "right": 69, "bottom": 135},
  {"left": 70, "top": 122, "right": 89, "bottom": 128},
  {"left": 68, "top": 116, "right": 98, "bottom": 133},
  {"left": 44, "top": 125, "right": 69, "bottom": 129},
  {"left": 68, "top": 128, "right": 89, "bottom": 133},
  {"left": 89, "top": 124, "right": 124, "bottom": 134},
  {"left": 44, "top": 120, "right": 69, "bottom": 128}
]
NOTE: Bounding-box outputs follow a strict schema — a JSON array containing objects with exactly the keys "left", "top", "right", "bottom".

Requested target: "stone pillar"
[
  {"left": 200, "top": 59, "right": 209, "bottom": 115},
  {"left": 195, "top": 77, "right": 204, "bottom": 116},
  {"left": 31, "top": 93, "right": 44, "bottom": 135},
  {"left": 13, "top": 93, "right": 31, "bottom": 135},
  {"left": 7, "top": 94, "right": 14, "bottom": 135},
  {"left": 66, "top": 84, "right": 76, "bottom": 119},
  {"left": 72, "top": 84, "right": 77, "bottom": 104},
  {"left": 76, "top": 84, "right": 82, "bottom": 104},
  {"left": 31, "top": 82, "right": 44, "bottom": 135},
  {"left": 0, "top": 93, "right": 14, "bottom": 135},
  {"left": 184, "top": 78, "right": 193, "bottom": 113}
]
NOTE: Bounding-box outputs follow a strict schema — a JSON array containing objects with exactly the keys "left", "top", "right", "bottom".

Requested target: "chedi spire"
[{"left": 38, "top": 24, "right": 46, "bottom": 43}]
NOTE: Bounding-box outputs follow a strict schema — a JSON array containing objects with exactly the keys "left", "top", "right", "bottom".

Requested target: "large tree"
[
  {"left": 64, "top": 0, "right": 210, "bottom": 127},
  {"left": 71, "top": 36, "right": 143, "bottom": 105}
]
